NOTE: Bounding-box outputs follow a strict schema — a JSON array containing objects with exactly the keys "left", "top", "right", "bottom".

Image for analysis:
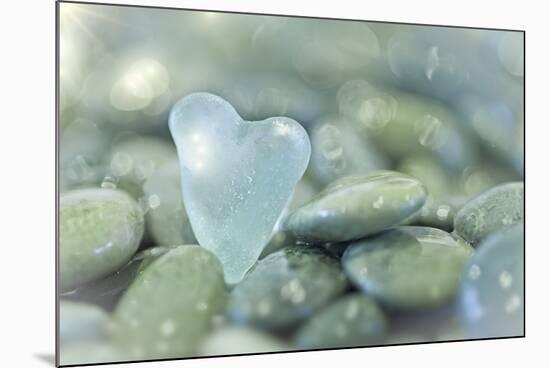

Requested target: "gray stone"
[
  {"left": 284, "top": 171, "right": 427, "bottom": 242},
  {"left": 343, "top": 226, "right": 473, "bottom": 309},
  {"left": 227, "top": 246, "right": 348, "bottom": 330},
  {"left": 295, "top": 294, "right": 388, "bottom": 349},
  {"left": 459, "top": 224, "right": 524, "bottom": 338},
  {"left": 454, "top": 182, "right": 524, "bottom": 245}
]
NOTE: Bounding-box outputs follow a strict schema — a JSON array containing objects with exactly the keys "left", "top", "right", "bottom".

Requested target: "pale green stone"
[
  {"left": 454, "top": 182, "right": 524, "bottom": 245},
  {"left": 60, "top": 188, "right": 144, "bottom": 292},
  {"left": 142, "top": 160, "right": 196, "bottom": 247},
  {"left": 284, "top": 171, "right": 427, "bottom": 242},
  {"left": 59, "top": 301, "right": 109, "bottom": 346},
  {"left": 343, "top": 226, "right": 473, "bottom": 309},
  {"left": 227, "top": 246, "right": 348, "bottom": 330},
  {"left": 111, "top": 246, "right": 226, "bottom": 359},
  {"left": 459, "top": 224, "right": 524, "bottom": 338},
  {"left": 199, "top": 327, "right": 292, "bottom": 356},
  {"left": 295, "top": 294, "right": 388, "bottom": 349}
]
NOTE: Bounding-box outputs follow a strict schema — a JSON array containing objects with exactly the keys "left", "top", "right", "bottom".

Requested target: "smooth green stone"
[
  {"left": 227, "top": 246, "right": 348, "bottom": 330},
  {"left": 107, "top": 136, "right": 177, "bottom": 198},
  {"left": 199, "top": 327, "right": 292, "bottom": 356},
  {"left": 111, "top": 246, "right": 226, "bottom": 359},
  {"left": 454, "top": 182, "right": 524, "bottom": 245},
  {"left": 343, "top": 226, "right": 473, "bottom": 310},
  {"left": 284, "top": 171, "right": 427, "bottom": 242},
  {"left": 59, "top": 342, "right": 128, "bottom": 366},
  {"left": 142, "top": 160, "right": 196, "bottom": 247},
  {"left": 59, "top": 301, "right": 109, "bottom": 346},
  {"left": 459, "top": 224, "right": 524, "bottom": 338},
  {"left": 295, "top": 294, "right": 388, "bottom": 349},
  {"left": 60, "top": 188, "right": 144, "bottom": 292}
]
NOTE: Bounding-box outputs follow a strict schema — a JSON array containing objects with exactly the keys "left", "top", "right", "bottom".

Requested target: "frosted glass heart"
[{"left": 169, "top": 93, "right": 311, "bottom": 284}]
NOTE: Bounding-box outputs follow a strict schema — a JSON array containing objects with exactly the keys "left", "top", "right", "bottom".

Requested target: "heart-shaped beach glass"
[{"left": 169, "top": 93, "right": 311, "bottom": 284}]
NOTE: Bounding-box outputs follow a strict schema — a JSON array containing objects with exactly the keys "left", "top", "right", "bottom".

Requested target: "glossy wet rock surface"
[
  {"left": 110, "top": 246, "right": 226, "bottom": 359},
  {"left": 343, "top": 226, "right": 473, "bottom": 309},
  {"left": 284, "top": 171, "right": 427, "bottom": 242},
  {"left": 227, "top": 246, "right": 348, "bottom": 330},
  {"left": 60, "top": 188, "right": 144, "bottom": 292}
]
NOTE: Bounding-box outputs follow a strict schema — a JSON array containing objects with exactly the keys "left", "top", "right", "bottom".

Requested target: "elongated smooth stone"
[
  {"left": 454, "top": 182, "right": 524, "bottom": 245},
  {"left": 284, "top": 171, "right": 427, "bottom": 242},
  {"left": 459, "top": 224, "right": 524, "bottom": 338},
  {"left": 227, "top": 246, "right": 347, "bottom": 330},
  {"left": 343, "top": 226, "right": 473, "bottom": 309},
  {"left": 60, "top": 188, "right": 144, "bottom": 292},
  {"left": 169, "top": 92, "right": 311, "bottom": 284},
  {"left": 111, "top": 246, "right": 226, "bottom": 359},
  {"left": 295, "top": 294, "right": 388, "bottom": 349}
]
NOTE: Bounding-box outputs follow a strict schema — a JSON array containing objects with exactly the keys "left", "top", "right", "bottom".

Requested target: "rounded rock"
[
  {"left": 454, "top": 182, "right": 524, "bottom": 245},
  {"left": 284, "top": 171, "right": 427, "bottom": 242},
  {"left": 343, "top": 226, "right": 473, "bottom": 310},
  {"left": 60, "top": 188, "right": 144, "bottom": 292},
  {"left": 227, "top": 246, "right": 348, "bottom": 330},
  {"left": 295, "top": 294, "right": 388, "bottom": 349},
  {"left": 459, "top": 224, "right": 524, "bottom": 338},
  {"left": 110, "top": 245, "right": 226, "bottom": 359}
]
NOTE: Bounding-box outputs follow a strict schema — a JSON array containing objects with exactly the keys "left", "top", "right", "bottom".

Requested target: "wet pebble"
[
  {"left": 454, "top": 182, "right": 524, "bottom": 245},
  {"left": 110, "top": 246, "right": 226, "bottom": 359},
  {"left": 459, "top": 224, "right": 524, "bottom": 338},
  {"left": 60, "top": 188, "right": 144, "bottom": 292},
  {"left": 343, "top": 226, "right": 473, "bottom": 310},
  {"left": 294, "top": 294, "right": 388, "bottom": 349},
  {"left": 284, "top": 171, "right": 427, "bottom": 242},
  {"left": 227, "top": 246, "right": 348, "bottom": 330}
]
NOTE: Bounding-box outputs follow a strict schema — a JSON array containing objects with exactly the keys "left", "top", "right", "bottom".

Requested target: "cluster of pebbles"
[{"left": 58, "top": 4, "right": 524, "bottom": 366}]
